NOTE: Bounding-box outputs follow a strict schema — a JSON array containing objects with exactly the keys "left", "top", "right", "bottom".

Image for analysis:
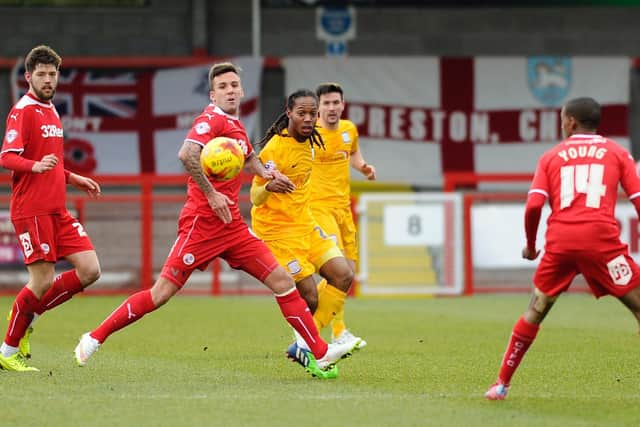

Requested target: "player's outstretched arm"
[
  {"left": 68, "top": 173, "right": 101, "bottom": 198},
  {"left": 178, "top": 140, "right": 233, "bottom": 224},
  {"left": 0, "top": 151, "right": 56, "bottom": 173},
  {"left": 350, "top": 148, "right": 376, "bottom": 180},
  {"left": 244, "top": 152, "right": 273, "bottom": 179}
]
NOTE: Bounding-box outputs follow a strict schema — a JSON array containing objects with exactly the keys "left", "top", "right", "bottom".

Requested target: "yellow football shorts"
[
  {"left": 311, "top": 205, "right": 358, "bottom": 261},
  {"left": 264, "top": 223, "right": 343, "bottom": 282}
]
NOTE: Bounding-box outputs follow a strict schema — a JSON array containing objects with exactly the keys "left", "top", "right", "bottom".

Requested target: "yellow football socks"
[
  {"left": 331, "top": 309, "right": 346, "bottom": 339},
  {"left": 313, "top": 281, "right": 347, "bottom": 331}
]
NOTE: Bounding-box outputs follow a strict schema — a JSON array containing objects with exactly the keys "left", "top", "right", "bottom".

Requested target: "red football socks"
[
  {"left": 275, "top": 288, "right": 328, "bottom": 359},
  {"left": 90, "top": 290, "right": 156, "bottom": 343},
  {"left": 5, "top": 287, "right": 40, "bottom": 347},
  {"left": 498, "top": 316, "right": 540, "bottom": 386},
  {"left": 36, "top": 270, "right": 84, "bottom": 315}
]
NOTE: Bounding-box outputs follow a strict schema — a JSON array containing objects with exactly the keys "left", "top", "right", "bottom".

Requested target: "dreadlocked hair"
[{"left": 258, "top": 89, "right": 325, "bottom": 151}]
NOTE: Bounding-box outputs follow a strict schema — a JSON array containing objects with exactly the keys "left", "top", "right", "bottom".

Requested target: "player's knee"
[
  {"left": 273, "top": 270, "right": 296, "bottom": 294},
  {"left": 525, "top": 288, "right": 558, "bottom": 324},
  {"left": 78, "top": 264, "right": 101, "bottom": 287},
  {"left": 331, "top": 268, "right": 354, "bottom": 292}
]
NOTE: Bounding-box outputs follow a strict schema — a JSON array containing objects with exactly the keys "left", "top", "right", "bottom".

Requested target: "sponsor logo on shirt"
[
  {"left": 41, "top": 124, "right": 63, "bottom": 138},
  {"left": 607, "top": 255, "right": 632, "bottom": 286},
  {"left": 10, "top": 113, "right": 19, "bottom": 121},
  {"left": 19, "top": 232, "right": 33, "bottom": 258},
  {"left": 287, "top": 259, "right": 301, "bottom": 275},
  {"left": 195, "top": 122, "right": 211, "bottom": 135},
  {"left": 5, "top": 129, "right": 18, "bottom": 144},
  {"left": 235, "top": 139, "right": 248, "bottom": 155}
]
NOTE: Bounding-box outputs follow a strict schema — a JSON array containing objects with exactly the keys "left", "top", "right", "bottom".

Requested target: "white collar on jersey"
[
  {"left": 211, "top": 104, "right": 240, "bottom": 120},
  {"left": 569, "top": 133, "right": 602, "bottom": 139},
  {"left": 16, "top": 93, "right": 55, "bottom": 109}
]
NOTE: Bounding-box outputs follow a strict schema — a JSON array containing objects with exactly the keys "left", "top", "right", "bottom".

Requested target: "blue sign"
[
  {"left": 319, "top": 7, "right": 353, "bottom": 38},
  {"left": 527, "top": 56, "right": 572, "bottom": 106},
  {"left": 326, "top": 40, "right": 347, "bottom": 56}
]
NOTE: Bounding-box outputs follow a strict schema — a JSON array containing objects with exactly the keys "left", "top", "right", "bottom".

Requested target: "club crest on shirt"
[
  {"left": 182, "top": 253, "right": 195, "bottom": 266},
  {"left": 40, "top": 243, "right": 50, "bottom": 255},
  {"left": 527, "top": 56, "right": 571, "bottom": 107},
  {"left": 341, "top": 131, "right": 351, "bottom": 143},
  {"left": 264, "top": 160, "right": 276, "bottom": 171},
  {"left": 4, "top": 129, "right": 18, "bottom": 144}
]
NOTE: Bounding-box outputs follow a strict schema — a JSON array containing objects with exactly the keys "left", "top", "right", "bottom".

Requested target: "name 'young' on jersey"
[
  {"left": 530, "top": 134, "right": 640, "bottom": 242},
  {"left": 1, "top": 93, "right": 67, "bottom": 219}
]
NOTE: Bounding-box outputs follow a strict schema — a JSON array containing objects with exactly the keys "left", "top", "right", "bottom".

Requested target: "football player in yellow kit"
[
  {"left": 311, "top": 82, "right": 376, "bottom": 349},
  {"left": 251, "top": 89, "right": 361, "bottom": 367}
]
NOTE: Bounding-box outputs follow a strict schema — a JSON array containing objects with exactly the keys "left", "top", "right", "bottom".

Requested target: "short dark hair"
[
  {"left": 316, "top": 82, "right": 343, "bottom": 100},
  {"left": 208, "top": 62, "right": 241, "bottom": 89},
  {"left": 564, "top": 97, "right": 601, "bottom": 130},
  {"left": 24, "top": 45, "right": 61, "bottom": 74}
]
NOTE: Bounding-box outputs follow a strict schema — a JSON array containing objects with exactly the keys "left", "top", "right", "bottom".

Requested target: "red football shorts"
[
  {"left": 12, "top": 211, "right": 95, "bottom": 265},
  {"left": 160, "top": 215, "right": 279, "bottom": 288},
  {"left": 534, "top": 246, "right": 640, "bottom": 298}
]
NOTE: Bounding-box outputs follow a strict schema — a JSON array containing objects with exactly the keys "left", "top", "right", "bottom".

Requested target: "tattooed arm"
[{"left": 178, "top": 141, "right": 233, "bottom": 224}]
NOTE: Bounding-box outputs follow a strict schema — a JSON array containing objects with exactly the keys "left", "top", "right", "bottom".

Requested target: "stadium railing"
[
  {"left": 443, "top": 172, "right": 596, "bottom": 295},
  {"left": 0, "top": 173, "right": 274, "bottom": 296}
]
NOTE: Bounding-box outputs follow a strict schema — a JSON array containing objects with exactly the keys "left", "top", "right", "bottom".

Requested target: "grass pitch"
[{"left": 0, "top": 294, "right": 638, "bottom": 427}]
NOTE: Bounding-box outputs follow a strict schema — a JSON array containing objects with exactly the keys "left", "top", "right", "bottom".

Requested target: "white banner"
[
  {"left": 283, "top": 56, "right": 630, "bottom": 186},
  {"left": 473, "top": 201, "right": 640, "bottom": 269}
]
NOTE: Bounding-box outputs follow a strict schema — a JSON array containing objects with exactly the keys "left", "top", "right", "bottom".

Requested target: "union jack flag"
[
  {"left": 11, "top": 57, "right": 264, "bottom": 174},
  {"left": 13, "top": 67, "right": 141, "bottom": 118}
]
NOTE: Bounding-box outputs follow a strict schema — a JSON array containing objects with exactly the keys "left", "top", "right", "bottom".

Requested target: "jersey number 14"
[{"left": 560, "top": 164, "right": 606, "bottom": 209}]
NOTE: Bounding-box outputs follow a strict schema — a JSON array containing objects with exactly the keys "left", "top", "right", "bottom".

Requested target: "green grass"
[{"left": 0, "top": 294, "right": 638, "bottom": 426}]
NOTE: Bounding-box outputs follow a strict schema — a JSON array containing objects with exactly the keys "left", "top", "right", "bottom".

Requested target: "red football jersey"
[
  {"left": 1, "top": 93, "right": 67, "bottom": 219},
  {"left": 530, "top": 134, "right": 640, "bottom": 250},
  {"left": 181, "top": 104, "right": 253, "bottom": 222}
]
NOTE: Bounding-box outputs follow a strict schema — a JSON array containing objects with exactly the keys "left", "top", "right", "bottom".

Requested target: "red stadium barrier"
[{"left": 0, "top": 173, "right": 267, "bottom": 296}]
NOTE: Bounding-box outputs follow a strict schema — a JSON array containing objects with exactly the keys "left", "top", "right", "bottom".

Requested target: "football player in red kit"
[
  {"left": 0, "top": 45, "right": 102, "bottom": 371},
  {"left": 486, "top": 97, "right": 640, "bottom": 400},
  {"left": 74, "top": 62, "right": 355, "bottom": 378}
]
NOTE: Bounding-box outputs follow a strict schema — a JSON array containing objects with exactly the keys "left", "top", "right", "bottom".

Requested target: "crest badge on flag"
[{"left": 527, "top": 56, "right": 572, "bottom": 106}]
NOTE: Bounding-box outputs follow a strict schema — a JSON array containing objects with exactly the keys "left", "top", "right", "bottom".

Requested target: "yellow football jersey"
[
  {"left": 311, "top": 120, "right": 359, "bottom": 208},
  {"left": 251, "top": 133, "right": 315, "bottom": 241}
]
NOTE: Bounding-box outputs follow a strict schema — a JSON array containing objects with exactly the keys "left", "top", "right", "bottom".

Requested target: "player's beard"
[{"left": 33, "top": 85, "right": 56, "bottom": 102}]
